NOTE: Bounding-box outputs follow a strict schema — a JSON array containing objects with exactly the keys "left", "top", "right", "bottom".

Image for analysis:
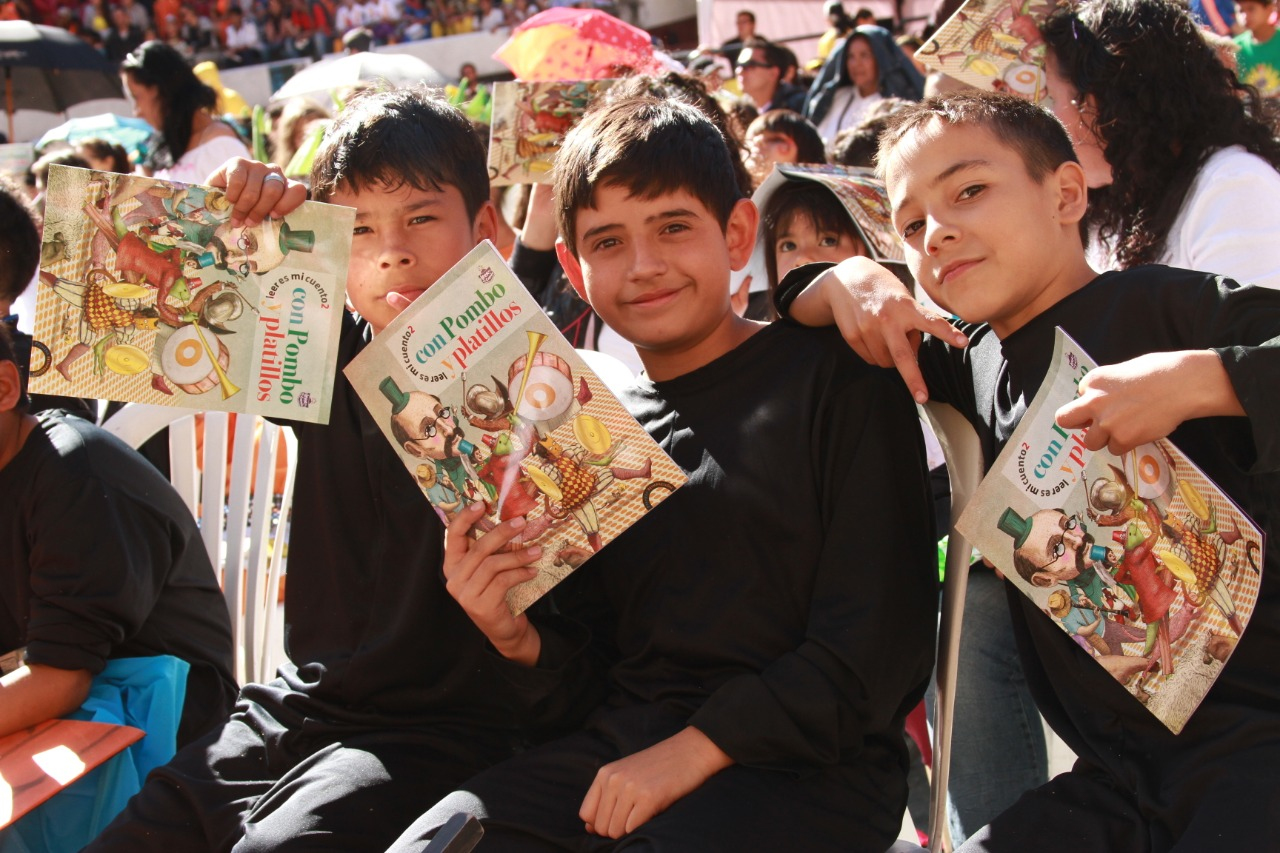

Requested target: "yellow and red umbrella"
[{"left": 494, "top": 8, "right": 662, "bottom": 81}]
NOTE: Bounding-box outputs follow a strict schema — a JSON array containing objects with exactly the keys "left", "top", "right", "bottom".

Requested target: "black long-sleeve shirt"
[
  {"left": 263, "top": 311, "right": 523, "bottom": 738},
  {"left": 502, "top": 322, "right": 938, "bottom": 791},
  {"left": 780, "top": 262, "right": 1280, "bottom": 848},
  {"left": 0, "top": 410, "right": 236, "bottom": 745}
]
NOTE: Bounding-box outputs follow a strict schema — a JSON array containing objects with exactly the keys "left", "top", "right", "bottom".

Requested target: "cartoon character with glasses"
[{"left": 382, "top": 377, "right": 485, "bottom": 502}]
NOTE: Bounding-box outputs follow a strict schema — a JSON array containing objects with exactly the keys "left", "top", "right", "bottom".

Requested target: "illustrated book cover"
[
  {"left": 487, "top": 79, "right": 614, "bottom": 185},
  {"left": 29, "top": 165, "right": 354, "bottom": 424},
  {"left": 956, "top": 328, "right": 1264, "bottom": 733},
  {"left": 344, "top": 240, "right": 687, "bottom": 613},
  {"left": 916, "top": 0, "right": 1055, "bottom": 100}
]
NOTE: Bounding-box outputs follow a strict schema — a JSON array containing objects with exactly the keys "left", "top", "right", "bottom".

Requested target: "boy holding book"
[
  {"left": 388, "top": 94, "right": 938, "bottom": 851},
  {"left": 89, "top": 91, "right": 534, "bottom": 852},
  {"left": 777, "top": 91, "right": 1280, "bottom": 850}
]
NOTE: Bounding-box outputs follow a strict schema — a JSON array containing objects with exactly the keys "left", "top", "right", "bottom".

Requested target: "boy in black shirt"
[
  {"left": 90, "top": 91, "right": 530, "bottom": 852},
  {"left": 778, "top": 91, "right": 1280, "bottom": 851},
  {"left": 389, "top": 95, "right": 937, "bottom": 851}
]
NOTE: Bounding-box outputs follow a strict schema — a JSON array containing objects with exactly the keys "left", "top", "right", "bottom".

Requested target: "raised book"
[
  {"left": 344, "top": 240, "right": 687, "bottom": 614},
  {"left": 29, "top": 164, "right": 353, "bottom": 424},
  {"left": 487, "top": 80, "right": 614, "bottom": 186},
  {"left": 916, "top": 0, "right": 1053, "bottom": 100},
  {"left": 956, "top": 328, "right": 1264, "bottom": 733}
]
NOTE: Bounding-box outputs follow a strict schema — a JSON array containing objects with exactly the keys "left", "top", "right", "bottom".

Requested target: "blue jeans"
[{"left": 929, "top": 567, "right": 1048, "bottom": 845}]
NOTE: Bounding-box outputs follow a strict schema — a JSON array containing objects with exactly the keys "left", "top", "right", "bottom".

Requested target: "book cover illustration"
[
  {"left": 956, "top": 329, "right": 1264, "bottom": 734},
  {"left": 345, "top": 241, "right": 686, "bottom": 614},
  {"left": 29, "top": 165, "right": 354, "bottom": 424},
  {"left": 487, "top": 80, "right": 614, "bottom": 186},
  {"left": 916, "top": 0, "right": 1055, "bottom": 100}
]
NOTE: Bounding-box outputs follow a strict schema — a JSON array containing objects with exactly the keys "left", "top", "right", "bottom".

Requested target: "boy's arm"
[
  {"left": 778, "top": 259, "right": 969, "bottom": 403},
  {"left": 1056, "top": 350, "right": 1244, "bottom": 455},
  {"left": 441, "top": 502, "right": 542, "bottom": 665},
  {"left": 1058, "top": 277, "right": 1280, "bottom": 464},
  {"left": 0, "top": 664, "right": 93, "bottom": 739},
  {"left": 579, "top": 366, "right": 939, "bottom": 838},
  {"left": 442, "top": 503, "right": 611, "bottom": 726}
]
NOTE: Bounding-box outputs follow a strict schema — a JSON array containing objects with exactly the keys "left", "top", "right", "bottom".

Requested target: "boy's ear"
[
  {"left": 0, "top": 360, "right": 22, "bottom": 414},
  {"left": 556, "top": 240, "right": 588, "bottom": 302},
  {"left": 1052, "top": 159, "right": 1089, "bottom": 228},
  {"left": 471, "top": 199, "right": 500, "bottom": 246},
  {"left": 725, "top": 198, "right": 759, "bottom": 272}
]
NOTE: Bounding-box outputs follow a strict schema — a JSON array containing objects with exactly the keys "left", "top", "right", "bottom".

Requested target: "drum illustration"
[{"left": 161, "top": 323, "right": 236, "bottom": 397}]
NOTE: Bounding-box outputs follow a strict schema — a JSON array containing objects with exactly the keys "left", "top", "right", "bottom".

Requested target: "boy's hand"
[
  {"left": 206, "top": 158, "right": 308, "bottom": 227},
  {"left": 443, "top": 502, "right": 542, "bottom": 666},
  {"left": 1055, "top": 350, "right": 1244, "bottom": 455},
  {"left": 580, "top": 727, "right": 732, "bottom": 839},
  {"left": 791, "top": 257, "right": 968, "bottom": 404}
]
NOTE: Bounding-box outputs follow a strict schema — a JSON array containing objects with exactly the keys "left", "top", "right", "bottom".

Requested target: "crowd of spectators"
[{"left": 2, "top": 0, "right": 548, "bottom": 68}]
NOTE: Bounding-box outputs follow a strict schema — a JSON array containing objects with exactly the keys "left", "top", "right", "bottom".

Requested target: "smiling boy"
[
  {"left": 779, "top": 91, "right": 1280, "bottom": 851},
  {"left": 387, "top": 94, "right": 937, "bottom": 852},
  {"left": 89, "top": 91, "right": 530, "bottom": 853}
]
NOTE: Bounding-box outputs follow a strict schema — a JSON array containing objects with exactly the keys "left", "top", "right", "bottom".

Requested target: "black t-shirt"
[{"left": 0, "top": 410, "right": 236, "bottom": 744}]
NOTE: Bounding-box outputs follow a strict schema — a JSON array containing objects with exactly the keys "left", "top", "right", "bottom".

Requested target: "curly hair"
[
  {"left": 1042, "top": 0, "right": 1280, "bottom": 268},
  {"left": 122, "top": 41, "right": 218, "bottom": 170}
]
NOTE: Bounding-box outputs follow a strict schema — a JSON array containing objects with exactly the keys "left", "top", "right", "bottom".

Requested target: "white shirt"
[
  {"left": 815, "top": 87, "right": 883, "bottom": 144},
  {"left": 1089, "top": 146, "right": 1280, "bottom": 290},
  {"left": 154, "top": 133, "right": 251, "bottom": 186}
]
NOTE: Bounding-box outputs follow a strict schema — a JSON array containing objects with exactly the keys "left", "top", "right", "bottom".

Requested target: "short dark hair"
[
  {"left": 32, "top": 150, "right": 89, "bottom": 186},
  {"left": 309, "top": 88, "right": 489, "bottom": 222},
  {"left": 555, "top": 95, "right": 745, "bottom": 257},
  {"left": 75, "top": 137, "right": 132, "bottom": 173},
  {"left": 748, "top": 109, "right": 827, "bottom": 164},
  {"left": 831, "top": 115, "right": 891, "bottom": 168},
  {"left": 736, "top": 9, "right": 755, "bottom": 22},
  {"left": 0, "top": 175, "right": 40, "bottom": 304},
  {"left": 876, "top": 91, "right": 1079, "bottom": 183},
  {"left": 742, "top": 39, "right": 791, "bottom": 71},
  {"left": 606, "top": 73, "right": 754, "bottom": 199},
  {"left": 762, "top": 180, "right": 864, "bottom": 290}
]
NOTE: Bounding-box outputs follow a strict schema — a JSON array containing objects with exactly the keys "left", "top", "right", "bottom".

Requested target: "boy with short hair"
[
  {"left": 89, "top": 89, "right": 531, "bottom": 852},
  {"left": 388, "top": 94, "right": 937, "bottom": 851},
  {"left": 778, "top": 91, "right": 1280, "bottom": 850}
]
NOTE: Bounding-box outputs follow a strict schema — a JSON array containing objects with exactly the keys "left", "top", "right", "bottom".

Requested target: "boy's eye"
[
  {"left": 410, "top": 214, "right": 436, "bottom": 225},
  {"left": 352, "top": 225, "right": 371, "bottom": 236},
  {"left": 958, "top": 184, "right": 986, "bottom": 200},
  {"left": 591, "top": 236, "right": 620, "bottom": 252},
  {"left": 818, "top": 234, "right": 841, "bottom": 248},
  {"left": 776, "top": 239, "right": 797, "bottom": 253},
  {"left": 661, "top": 221, "right": 691, "bottom": 236},
  {"left": 901, "top": 220, "right": 924, "bottom": 240}
]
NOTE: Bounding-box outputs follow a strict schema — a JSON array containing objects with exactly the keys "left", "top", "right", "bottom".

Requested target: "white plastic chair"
[
  {"left": 915, "top": 401, "right": 986, "bottom": 853},
  {"left": 104, "top": 405, "right": 296, "bottom": 686}
]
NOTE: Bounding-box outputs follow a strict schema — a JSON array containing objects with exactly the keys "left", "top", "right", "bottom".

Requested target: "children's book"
[
  {"left": 29, "top": 165, "right": 353, "bottom": 424},
  {"left": 916, "top": 0, "right": 1056, "bottom": 100},
  {"left": 487, "top": 80, "right": 614, "bottom": 186},
  {"left": 344, "top": 240, "right": 687, "bottom": 614},
  {"left": 735, "top": 163, "right": 904, "bottom": 304},
  {"left": 956, "top": 329, "right": 1264, "bottom": 734}
]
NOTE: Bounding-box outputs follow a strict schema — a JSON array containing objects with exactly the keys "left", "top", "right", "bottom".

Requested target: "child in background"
[{"left": 762, "top": 179, "right": 868, "bottom": 304}]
